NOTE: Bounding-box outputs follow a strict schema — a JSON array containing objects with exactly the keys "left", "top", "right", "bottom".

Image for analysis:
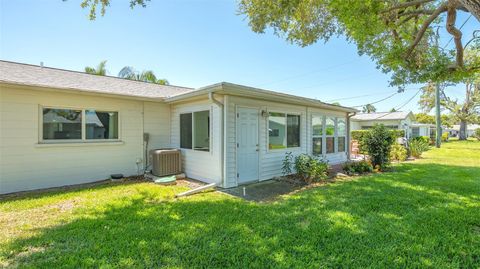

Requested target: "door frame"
[{"left": 235, "top": 105, "right": 260, "bottom": 185}]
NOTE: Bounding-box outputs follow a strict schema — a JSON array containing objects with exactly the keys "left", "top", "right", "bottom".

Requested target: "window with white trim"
[
  {"left": 312, "top": 115, "right": 323, "bottom": 155},
  {"left": 268, "top": 112, "right": 300, "bottom": 149},
  {"left": 325, "top": 117, "right": 335, "bottom": 154},
  {"left": 42, "top": 108, "right": 119, "bottom": 141},
  {"left": 180, "top": 110, "right": 210, "bottom": 152}
]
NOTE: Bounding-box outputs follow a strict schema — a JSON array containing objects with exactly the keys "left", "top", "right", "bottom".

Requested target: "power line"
[
  {"left": 326, "top": 90, "right": 397, "bottom": 102},
  {"left": 352, "top": 91, "right": 399, "bottom": 108},
  {"left": 373, "top": 88, "right": 422, "bottom": 120}
]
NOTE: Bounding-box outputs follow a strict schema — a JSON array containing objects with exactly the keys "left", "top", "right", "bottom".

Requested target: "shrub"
[
  {"left": 409, "top": 137, "right": 430, "bottom": 158},
  {"left": 390, "top": 143, "right": 408, "bottom": 162},
  {"left": 475, "top": 128, "right": 480, "bottom": 141},
  {"left": 352, "top": 129, "right": 404, "bottom": 154},
  {"left": 342, "top": 160, "right": 373, "bottom": 175},
  {"left": 294, "top": 154, "right": 329, "bottom": 183},
  {"left": 282, "top": 152, "right": 294, "bottom": 176},
  {"left": 441, "top": 132, "right": 449, "bottom": 142},
  {"left": 362, "top": 124, "right": 395, "bottom": 170}
]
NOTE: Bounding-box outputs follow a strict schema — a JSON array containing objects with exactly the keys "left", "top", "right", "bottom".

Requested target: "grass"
[{"left": 1, "top": 140, "right": 479, "bottom": 268}]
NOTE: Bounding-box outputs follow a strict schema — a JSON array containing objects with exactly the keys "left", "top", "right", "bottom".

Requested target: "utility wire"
[
  {"left": 352, "top": 91, "right": 399, "bottom": 108},
  {"left": 372, "top": 88, "right": 422, "bottom": 120}
]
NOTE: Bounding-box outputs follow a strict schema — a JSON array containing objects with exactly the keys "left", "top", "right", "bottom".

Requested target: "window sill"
[{"left": 35, "top": 141, "right": 125, "bottom": 148}]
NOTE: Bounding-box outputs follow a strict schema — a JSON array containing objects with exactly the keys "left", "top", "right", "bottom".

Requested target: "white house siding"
[
  {"left": 170, "top": 99, "right": 222, "bottom": 185},
  {"left": 0, "top": 85, "right": 147, "bottom": 194},
  {"left": 224, "top": 96, "right": 348, "bottom": 188},
  {"left": 143, "top": 101, "right": 171, "bottom": 151}
]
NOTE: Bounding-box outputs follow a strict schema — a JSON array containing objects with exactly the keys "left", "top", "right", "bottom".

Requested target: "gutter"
[{"left": 208, "top": 91, "right": 225, "bottom": 187}]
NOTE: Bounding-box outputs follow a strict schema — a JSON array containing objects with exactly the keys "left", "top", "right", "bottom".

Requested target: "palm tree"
[
  {"left": 118, "top": 66, "right": 169, "bottom": 85},
  {"left": 85, "top": 60, "right": 108, "bottom": 76},
  {"left": 362, "top": 104, "right": 377, "bottom": 113}
]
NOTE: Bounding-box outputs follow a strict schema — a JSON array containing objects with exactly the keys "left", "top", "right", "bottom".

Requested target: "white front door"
[{"left": 236, "top": 107, "right": 259, "bottom": 184}]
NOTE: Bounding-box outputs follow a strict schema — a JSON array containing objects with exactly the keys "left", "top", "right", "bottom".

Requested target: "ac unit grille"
[{"left": 150, "top": 149, "right": 182, "bottom": 177}]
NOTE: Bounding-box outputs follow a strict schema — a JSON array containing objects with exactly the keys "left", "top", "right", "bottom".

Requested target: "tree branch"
[
  {"left": 384, "top": 0, "right": 435, "bottom": 13},
  {"left": 446, "top": 3, "right": 464, "bottom": 67},
  {"left": 405, "top": 3, "right": 448, "bottom": 59},
  {"left": 397, "top": 9, "right": 436, "bottom": 17}
]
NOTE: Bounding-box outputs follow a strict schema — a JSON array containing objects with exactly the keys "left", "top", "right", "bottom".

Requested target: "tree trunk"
[
  {"left": 459, "top": 0, "right": 480, "bottom": 22},
  {"left": 459, "top": 120, "right": 468, "bottom": 140}
]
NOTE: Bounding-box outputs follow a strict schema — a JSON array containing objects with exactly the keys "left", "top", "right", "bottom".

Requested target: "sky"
[{"left": 0, "top": 0, "right": 478, "bottom": 113}]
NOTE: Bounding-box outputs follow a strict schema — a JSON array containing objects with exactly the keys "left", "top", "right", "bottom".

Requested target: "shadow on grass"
[{"left": 2, "top": 163, "right": 480, "bottom": 268}]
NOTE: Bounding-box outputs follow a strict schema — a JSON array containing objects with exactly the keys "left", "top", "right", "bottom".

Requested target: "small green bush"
[
  {"left": 390, "top": 143, "right": 408, "bottom": 162},
  {"left": 441, "top": 132, "right": 449, "bottom": 142},
  {"left": 282, "top": 152, "right": 294, "bottom": 176},
  {"left": 294, "top": 154, "right": 329, "bottom": 183},
  {"left": 342, "top": 160, "right": 373, "bottom": 175},
  {"left": 362, "top": 124, "right": 395, "bottom": 170},
  {"left": 475, "top": 128, "right": 480, "bottom": 141},
  {"left": 409, "top": 137, "right": 430, "bottom": 158},
  {"left": 352, "top": 129, "right": 404, "bottom": 154}
]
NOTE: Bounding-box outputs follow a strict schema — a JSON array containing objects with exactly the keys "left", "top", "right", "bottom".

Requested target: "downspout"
[
  {"left": 346, "top": 112, "right": 356, "bottom": 160},
  {"left": 208, "top": 92, "right": 224, "bottom": 187}
]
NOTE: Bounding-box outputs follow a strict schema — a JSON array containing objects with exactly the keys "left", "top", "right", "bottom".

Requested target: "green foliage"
[
  {"left": 118, "top": 66, "right": 169, "bottom": 85},
  {"left": 362, "top": 104, "right": 376, "bottom": 113},
  {"left": 352, "top": 129, "right": 404, "bottom": 155},
  {"left": 409, "top": 137, "right": 430, "bottom": 158},
  {"left": 294, "top": 154, "right": 329, "bottom": 183},
  {"left": 475, "top": 128, "right": 480, "bottom": 141},
  {"left": 362, "top": 124, "right": 395, "bottom": 170},
  {"left": 441, "top": 132, "right": 449, "bottom": 142},
  {"left": 342, "top": 160, "right": 373, "bottom": 175},
  {"left": 390, "top": 143, "right": 408, "bottom": 162},
  {"left": 282, "top": 152, "right": 294, "bottom": 176},
  {"left": 84, "top": 60, "right": 108, "bottom": 76},
  {"left": 237, "top": 0, "right": 479, "bottom": 85}
]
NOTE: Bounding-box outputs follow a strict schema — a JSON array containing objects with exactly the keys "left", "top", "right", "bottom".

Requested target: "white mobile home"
[{"left": 0, "top": 61, "right": 356, "bottom": 194}]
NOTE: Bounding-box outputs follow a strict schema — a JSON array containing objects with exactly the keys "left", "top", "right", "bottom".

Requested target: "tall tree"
[
  {"left": 118, "top": 66, "right": 169, "bottom": 85},
  {"left": 85, "top": 60, "right": 108, "bottom": 76},
  {"left": 419, "top": 80, "right": 479, "bottom": 139},
  {"left": 362, "top": 104, "right": 377, "bottom": 113}
]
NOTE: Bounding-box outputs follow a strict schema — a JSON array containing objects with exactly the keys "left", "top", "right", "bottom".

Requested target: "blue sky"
[{"left": 1, "top": 0, "right": 478, "bottom": 112}]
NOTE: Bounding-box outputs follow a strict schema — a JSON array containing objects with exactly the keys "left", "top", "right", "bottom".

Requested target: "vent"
[{"left": 150, "top": 149, "right": 182, "bottom": 177}]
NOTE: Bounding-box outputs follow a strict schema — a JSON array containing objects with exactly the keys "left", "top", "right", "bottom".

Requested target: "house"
[
  {"left": 446, "top": 124, "right": 480, "bottom": 138},
  {"left": 350, "top": 111, "right": 415, "bottom": 131},
  {"left": 0, "top": 61, "right": 357, "bottom": 194},
  {"left": 350, "top": 111, "right": 439, "bottom": 140}
]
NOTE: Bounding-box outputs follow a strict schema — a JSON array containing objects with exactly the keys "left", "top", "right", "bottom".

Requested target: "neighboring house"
[
  {"left": 0, "top": 61, "right": 357, "bottom": 194},
  {"left": 350, "top": 111, "right": 438, "bottom": 140},
  {"left": 446, "top": 124, "right": 480, "bottom": 138}
]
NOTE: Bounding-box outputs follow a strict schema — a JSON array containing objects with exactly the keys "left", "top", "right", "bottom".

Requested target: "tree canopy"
[
  {"left": 85, "top": 60, "right": 108, "bottom": 75},
  {"left": 118, "top": 66, "right": 169, "bottom": 85},
  {"left": 238, "top": 0, "right": 480, "bottom": 85}
]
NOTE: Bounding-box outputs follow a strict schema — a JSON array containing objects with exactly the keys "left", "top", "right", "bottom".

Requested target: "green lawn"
[{"left": 1, "top": 140, "right": 479, "bottom": 268}]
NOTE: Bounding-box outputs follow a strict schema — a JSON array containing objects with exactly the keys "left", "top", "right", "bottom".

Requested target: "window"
[
  {"left": 180, "top": 111, "right": 210, "bottom": 151},
  {"left": 42, "top": 107, "right": 119, "bottom": 142},
  {"left": 411, "top": 127, "right": 420, "bottom": 138},
  {"left": 326, "top": 117, "right": 335, "bottom": 154},
  {"left": 86, "top": 110, "right": 118, "bottom": 139},
  {"left": 337, "top": 118, "right": 346, "bottom": 152},
  {"left": 312, "top": 115, "right": 323, "bottom": 155},
  {"left": 268, "top": 112, "right": 300, "bottom": 149},
  {"left": 43, "top": 108, "right": 82, "bottom": 140},
  {"left": 287, "top": 114, "right": 300, "bottom": 147}
]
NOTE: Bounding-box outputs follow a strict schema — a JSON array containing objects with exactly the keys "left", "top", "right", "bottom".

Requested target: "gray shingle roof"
[
  {"left": 351, "top": 111, "right": 413, "bottom": 121},
  {"left": 0, "top": 60, "right": 192, "bottom": 99}
]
